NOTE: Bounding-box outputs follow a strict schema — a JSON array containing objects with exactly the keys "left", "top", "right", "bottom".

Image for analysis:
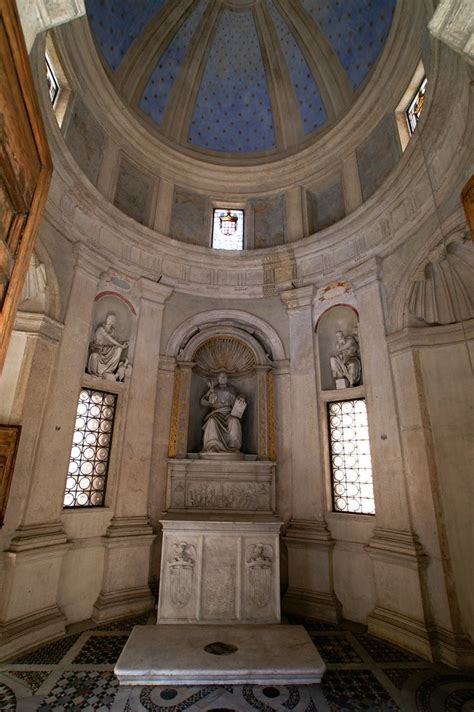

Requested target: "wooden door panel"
[{"left": 0, "top": 0, "right": 52, "bottom": 372}]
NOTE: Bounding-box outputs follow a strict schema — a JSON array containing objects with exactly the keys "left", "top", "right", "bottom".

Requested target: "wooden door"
[{"left": 0, "top": 0, "right": 52, "bottom": 372}]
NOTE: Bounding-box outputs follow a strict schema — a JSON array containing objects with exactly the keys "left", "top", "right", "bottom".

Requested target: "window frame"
[
  {"left": 210, "top": 206, "right": 246, "bottom": 250},
  {"left": 62, "top": 385, "right": 119, "bottom": 510},
  {"left": 326, "top": 396, "right": 375, "bottom": 516},
  {"left": 395, "top": 59, "right": 427, "bottom": 152}
]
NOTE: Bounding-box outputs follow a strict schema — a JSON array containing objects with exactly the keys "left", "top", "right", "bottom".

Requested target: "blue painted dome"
[{"left": 86, "top": 0, "right": 396, "bottom": 155}]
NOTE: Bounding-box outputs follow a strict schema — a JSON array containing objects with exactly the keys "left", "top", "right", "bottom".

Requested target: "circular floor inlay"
[
  {"left": 160, "top": 688, "right": 178, "bottom": 700},
  {"left": 262, "top": 686, "right": 280, "bottom": 698},
  {"left": 204, "top": 641, "right": 238, "bottom": 656}
]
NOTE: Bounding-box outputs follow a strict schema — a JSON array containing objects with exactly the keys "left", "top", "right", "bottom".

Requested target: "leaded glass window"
[
  {"left": 328, "top": 398, "right": 375, "bottom": 515},
  {"left": 406, "top": 77, "right": 427, "bottom": 135},
  {"left": 63, "top": 388, "right": 117, "bottom": 508},
  {"left": 212, "top": 209, "right": 244, "bottom": 250},
  {"left": 45, "top": 54, "right": 60, "bottom": 106}
]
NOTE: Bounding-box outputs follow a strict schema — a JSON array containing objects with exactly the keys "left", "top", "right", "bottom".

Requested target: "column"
[
  {"left": 0, "top": 244, "right": 108, "bottom": 658},
  {"left": 256, "top": 365, "right": 271, "bottom": 460},
  {"left": 93, "top": 279, "right": 172, "bottom": 621},
  {"left": 173, "top": 362, "right": 195, "bottom": 459},
  {"left": 280, "top": 286, "right": 341, "bottom": 622},
  {"left": 346, "top": 258, "right": 432, "bottom": 659}
]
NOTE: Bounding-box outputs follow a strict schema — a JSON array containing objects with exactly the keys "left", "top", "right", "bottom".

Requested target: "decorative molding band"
[
  {"left": 430, "top": 624, "right": 474, "bottom": 668},
  {"left": 105, "top": 516, "right": 154, "bottom": 539},
  {"left": 92, "top": 587, "right": 154, "bottom": 623},
  {"left": 284, "top": 519, "right": 335, "bottom": 548},
  {"left": 7, "top": 522, "right": 68, "bottom": 553},
  {"left": 280, "top": 286, "right": 314, "bottom": 311},
  {"left": 387, "top": 318, "right": 474, "bottom": 354},
  {"left": 368, "top": 605, "right": 433, "bottom": 660},
  {"left": 0, "top": 605, "right": 66, "bottom": 662},
  {"left": 283, "top": 586, "right": 342, "bottom": 623},
  {"left": 366, "top": 527, "right": 428, "bottom": 569},
  {"left": 13, "top": 312, "right": 64, "bottom": 343}
]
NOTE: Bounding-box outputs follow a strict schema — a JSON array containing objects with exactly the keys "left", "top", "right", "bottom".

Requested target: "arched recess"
[
  {"left": 166, "top": 311, "right": 284, "bottom": 460},
  {"left": 165, "top": 309, "right": 286, "bottom": 362}
]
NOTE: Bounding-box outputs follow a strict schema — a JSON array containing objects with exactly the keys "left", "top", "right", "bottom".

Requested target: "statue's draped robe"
[
  {"left": 201, "top": 385, "right": 242, "bottom": 452},
  {"left": 88, "top": 325, "right": 122, "bottom": 376}
]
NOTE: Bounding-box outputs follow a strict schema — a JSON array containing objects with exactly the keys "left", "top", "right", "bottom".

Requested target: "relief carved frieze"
[
  {"left": 187, "top": 482, "right": 258, "bottom": 510},
  {"left": 167, "top": 541, "right": 196, "bottom": 609},
  {"left": 246, "top": 543, "right": 273, "bottom": 608}
]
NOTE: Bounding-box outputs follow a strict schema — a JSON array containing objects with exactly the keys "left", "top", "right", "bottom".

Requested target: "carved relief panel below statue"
[{"left": 158, "top": 519, "right": 282, "bottom": 624}]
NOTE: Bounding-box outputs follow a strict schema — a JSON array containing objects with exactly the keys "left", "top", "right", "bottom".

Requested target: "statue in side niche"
[
  {"left": 200, "top": 372, "right": 247, "bottom": 454},
  {"left": 330, "top": 330, "right": 362, "bottom": 388},
  {"left": 87, "top": 312, "right": 128, "bottom": 379}
]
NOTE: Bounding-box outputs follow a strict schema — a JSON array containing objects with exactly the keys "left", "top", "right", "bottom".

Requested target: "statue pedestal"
[
  {"left": 157, "top": 514, "right": 282, "bottom": 624},
  {"left": 166, "top": 458, "right": 275, "bottom": 513}
]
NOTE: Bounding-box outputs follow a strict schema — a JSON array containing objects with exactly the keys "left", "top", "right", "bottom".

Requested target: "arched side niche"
[
  {"left": 169, "top": 324, "right": 276, "bottom": 461},
  {"left": 85, "top": 292, "right": 136, "bottom": 382},
  {"left": 316, "top": 305, "right": 362, "bottom": 391}
]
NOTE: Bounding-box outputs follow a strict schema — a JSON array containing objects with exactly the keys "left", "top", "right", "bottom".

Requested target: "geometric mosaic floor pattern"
[{"left": 1, "top": 613, "right": 473, "bottom": 711}]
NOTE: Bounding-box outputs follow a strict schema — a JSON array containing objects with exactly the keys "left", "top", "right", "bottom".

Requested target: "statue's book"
[{"left": 231, "top": 398, "right": 247, "bottom": 419}]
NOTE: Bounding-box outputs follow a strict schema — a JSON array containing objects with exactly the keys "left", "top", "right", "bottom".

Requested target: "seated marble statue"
[
  {"left": 87, "top": 312, "right": 128, "bottom": 379},
  {"left": 330, "top": 330, "right": 362, "bottom": 387},
  {"left": 200, "top": 372, "right": 246, "bottom": 454}
]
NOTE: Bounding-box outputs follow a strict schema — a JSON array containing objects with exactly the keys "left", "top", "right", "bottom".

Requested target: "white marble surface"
[
  {"left": 157, "top": 515, "right": 282, "bottom": 624},
  {"left": 167, "top": 458, "right": 276, "bottom": 513},
  {"left": 114, "top": 624, "right": 326, "bottom": 686}
]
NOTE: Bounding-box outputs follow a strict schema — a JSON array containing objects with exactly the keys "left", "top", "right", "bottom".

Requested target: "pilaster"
[
  {"left": 345, "top": 258, "right": 433, "bottom": 659},
  {"left": 93, "top": 279, "right": 173, "bottom": 622},
  {"left": 0, "top": 244, "right": 107, "bottom": 656},
  {"left": 280, "top": 286, "right": 341, "bottom": 622}
]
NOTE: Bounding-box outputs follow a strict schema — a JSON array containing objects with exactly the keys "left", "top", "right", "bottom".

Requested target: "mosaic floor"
[{"left": 0, "top": 613, "right": 473, "bottom": 711}]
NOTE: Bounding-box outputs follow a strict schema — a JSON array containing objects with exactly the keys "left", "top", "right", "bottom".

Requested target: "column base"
[
  {"left": 430, "top": 626, "right": 474, "bottom": 669},
  {"left": 92, "top": 587, "right": 155, "bottom": 623},
  {"left": 282, "top": 519, "right": 342, "bottom": 624},
  {"left": 0, "top": 606, "right": 66, "bottom": 661},
  {"left": 92, "top": 517, "right": 156, "bottom": 624},
  {"left": 367, "top": 527, "right": 432, "bottom": 660},
  {"left": 368, "top": 606, "right": 433, "bottom": 661}
]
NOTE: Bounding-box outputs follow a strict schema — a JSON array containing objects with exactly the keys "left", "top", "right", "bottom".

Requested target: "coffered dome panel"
[{"left": 85, "top": 0, "right": 397, "bottom": 156}]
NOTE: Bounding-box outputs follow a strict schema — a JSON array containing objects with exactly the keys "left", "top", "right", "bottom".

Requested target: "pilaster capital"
[
  {"left": 280, "top": 285, "right": 314, "bottom": 311},
  {"left": 428, "top": 0, "right": 474, "bottom": 64},
  {"left": 176, "top": 360, "right": 196, "bottom": 371},
  {"left": 13, "top": 312, "right": 64, "bottom": 343},
  {"left": 137, "top": 278, "right": 173, "bottom": 305},
  {"left": 73, "top": 242, "right": 110, "bottom": 280},
  {"left": 344, "top": 256, "right": 382, "bottom": 291}
]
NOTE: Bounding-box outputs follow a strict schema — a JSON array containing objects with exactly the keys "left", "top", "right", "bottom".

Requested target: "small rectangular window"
[
  {"left": 328, "top": 398, "right": 375, "bottom": 515},
  {"left": 212, "top": 209, "right": 244, "bottom": 250},
  {"left": 45, "top": 53, "right": 60, "bottom": 106},
  {"left": 406, "top": 76, "right": 427, "bottom": 135},
  {"left": 63, "top": 388, "right": 117, "bottom": 508}
]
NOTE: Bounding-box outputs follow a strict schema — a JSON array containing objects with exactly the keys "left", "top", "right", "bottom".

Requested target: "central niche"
[{"left": 189, "top": 336, "right": 258, "bottom": 456}]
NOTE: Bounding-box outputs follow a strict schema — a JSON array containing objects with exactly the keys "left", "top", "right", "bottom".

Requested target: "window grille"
[
  {"left": 406, "top": 76, "right": 427, "bottom": 135},
  {"left": 328, "top": 398, "right": 375, "bottom": 515},
  {"left": 211, "top": 209, "right": 244, "bottom": 250},
  {"left": 63, "top": 388, "right": 117, "bottom": 508}
]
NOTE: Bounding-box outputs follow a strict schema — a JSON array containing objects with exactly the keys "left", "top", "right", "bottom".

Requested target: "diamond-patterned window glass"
[
  {"left": 406, "top": 76, "right": 427, "bottom": 135},
  {"left": 328, "top": 398, "right": 375, "bottom": 515},
  {"left": 45, "top": 54, "right": 60, "bottom": 106},
  {"left": 64, "top": 388, "right": 117, "bottom": 508},
  {"left": 212, "top": 209, "right": 244, "bottom": 250}
]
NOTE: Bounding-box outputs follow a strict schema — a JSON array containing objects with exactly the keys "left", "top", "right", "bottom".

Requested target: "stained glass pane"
[
  {"left": 45, "top": 54, "right": 60, "bottom": 106},
  {"left": 212, "top": 209, "right": 244, "bottom": 250},
  {"left": 63, "top": 388, "right": 117, "bottom": 508},
  {"left": 406, "top": 77, "right": 427, "bottom": 135},
  {"left": 328, "top": 398, "right": 375, "bottom": 515}
]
